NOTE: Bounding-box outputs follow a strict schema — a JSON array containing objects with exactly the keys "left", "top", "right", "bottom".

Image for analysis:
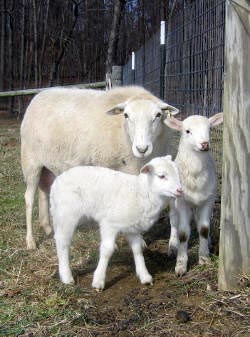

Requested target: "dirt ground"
[{"left": 0, "top": 116, "right": 249, "bottom": 337}]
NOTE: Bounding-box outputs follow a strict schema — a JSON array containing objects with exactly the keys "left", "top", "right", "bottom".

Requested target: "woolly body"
[
  {"left": 21, "top": 86, "right": 179, "bottom": 250},
  {"left": 164, "top": 113, "right": 223, "bottom": 276},
  {"left": 50, "top": 156, "right": 182, "bottom": 289}
]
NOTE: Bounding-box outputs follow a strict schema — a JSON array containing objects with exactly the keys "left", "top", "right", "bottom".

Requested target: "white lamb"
[
  {"left": 164, "top": 113, "right": 223, "bottom": 276},
  {"left": 21, "top": 85, "right": 179, "bottom": 250},
  {"left": 50, "top": 155, "right": 182, "bottom": 290}
]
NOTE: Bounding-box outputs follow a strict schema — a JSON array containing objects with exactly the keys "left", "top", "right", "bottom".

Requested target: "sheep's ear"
[
  {"left": 140, "top": 164, "right": 154, "bottom": 174},
  {"left": 106, "top": 101, "right": 128, "bottom": 115},
  {"left": 209, "top": 112, "right": 223, "bottom": 127},
  {"left": 158, "top": 102, "right": 179, "bottom": 116},
  {"left": 165, "top": 155, "right": 172, "bottom": 161},
  {"left": 163, "top": 116, "right": 183, "bottom": 131}
]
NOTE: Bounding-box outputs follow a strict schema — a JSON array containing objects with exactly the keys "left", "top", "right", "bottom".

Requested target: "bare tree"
[
  {"left": 106, "top": 0, "right": 126, "bottom": 86},
  {"left": 0, "top": 0, "right": 6, "bottom": 91}
]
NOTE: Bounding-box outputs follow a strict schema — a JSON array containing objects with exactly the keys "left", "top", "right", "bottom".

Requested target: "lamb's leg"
[
  {"left": 54, "top": 219, "right": 76, "bottom": 284},
  {"left": 92, "top": 226, "right": 118, "bottom": 290},
  {"left": 38, "top": 188, "right": 52, "bottom": 235},
  {"left": 175, "top": 201, "right": 192, "bottom": 277},
  {"left": 168, "top": 199, "right": 179, "bottom": 258},
  {"left": 126, "top": 234, "right": 153, "bottom": 285},
  {"left": 196, "top": 203, "right": 213, "bottom": 265}
]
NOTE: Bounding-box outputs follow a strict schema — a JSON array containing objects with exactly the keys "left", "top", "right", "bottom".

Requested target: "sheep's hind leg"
[
  {"left": 196, "top": 204, "right": 213, "bottom": 265},
  {"left": 38, "top": 188, "right": 52, "bottom": 235},
  {"left": 175, "top": 203, "right": 192, "bottom": 277},
  {"left": 126, "top": 233, "right": 153, "bottom": 285},
  {"left": 168, "top": 199, "right": 179, "bottom": 258},
  {"left": 54, "top": 223, "right": 76, "bottom": 284},
  {"left": 92, "top": 226, "right": 118, "bottom": 291},
  {"left": 38, "top": 167, "right": 55, "bottom": 235},
  {"left": 24, "top": 170, "right": 41, "bottom": 250}
]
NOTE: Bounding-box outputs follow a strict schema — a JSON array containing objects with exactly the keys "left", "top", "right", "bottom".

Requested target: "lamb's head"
[
  {"left": 108, "top": 98, "right": 179, "bottom": 158},
  {"left": 140, "top": 155, "right": 183, "bottom": 198},
  {"left": 164, "top": 113, "right": 223, "bottom": 152}
]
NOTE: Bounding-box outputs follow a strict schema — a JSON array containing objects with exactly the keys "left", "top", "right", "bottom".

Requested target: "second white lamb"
[{"left": 50, "top": 155, "right": 182, "bottom": 290}]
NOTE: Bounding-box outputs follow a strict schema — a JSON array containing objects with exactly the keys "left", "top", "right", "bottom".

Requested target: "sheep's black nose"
[{"left": 136, "top": 145, "right": 149, "bottom": 154}]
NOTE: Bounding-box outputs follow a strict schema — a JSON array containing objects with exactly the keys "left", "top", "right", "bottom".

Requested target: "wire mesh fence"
[{"left": 122, "top": 0, "right": 225, "bottom": 202}]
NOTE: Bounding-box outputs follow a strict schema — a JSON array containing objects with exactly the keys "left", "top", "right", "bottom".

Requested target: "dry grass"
[{"left": 0, "top": 117, "right": 249, "bottom": 337}]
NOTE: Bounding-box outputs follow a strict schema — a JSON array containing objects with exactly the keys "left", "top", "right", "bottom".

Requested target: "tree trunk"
[
  {"left": 7, "top": 2, "right": 14, "bottom": 116},
  {"left": 32, "top": 0, "right": 38, "bottom": 87},
  {"left": 106, "top": 0, "right": 126, "bottom": 76},
  {"left": 39, "top": 0, "right": 50, "bottom": 86},
  {"left": 0, "top": 0, "right": 6, "bottom": 90},
  {"left": 18, "top": 0, "right": 25, "bottom": 117},
  {"left": 48, "top": 0, "right": 79, "bottom": 87},
  {"left": 218, "top": 0, "right": 250, "bottom": 290}
]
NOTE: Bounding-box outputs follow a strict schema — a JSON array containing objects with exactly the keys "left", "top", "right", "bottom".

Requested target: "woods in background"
[{"left": 0, "top": 0, "right": 170, "bottom": 92}]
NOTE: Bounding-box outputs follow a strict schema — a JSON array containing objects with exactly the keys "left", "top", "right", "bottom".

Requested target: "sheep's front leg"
[
  {"left": 92, "top": 226, "right": 118, "bottom": 291},
  {"left": 175, "top": 201, "right": 192, "bottom": 277},
  {"left": 168, "top": 199, "right": 179, "bottom": 258},
  {"left": 196, "top": 203, "right": 213, "bottom": 265},
  {"left": 126, "top": 234, "right": 153, "bottom": 285}
]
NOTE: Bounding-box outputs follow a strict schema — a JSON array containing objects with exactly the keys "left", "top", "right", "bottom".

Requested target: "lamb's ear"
[
  {"left": 165, "top": 155, "right": 172, "bottom": 161},
  {"left": 163, "top": 116, "right": 183, "bottom": 131},
  {"left": 106, "top": 101, "right": 128, "bottom": 115},
  {"left": 140, "top": 164, "right": 154, "bottom": 174},
  {"left": 158, "top": 102, "right": 179, "bottom": 116},
  {"left": 209, "top": 112, "right": 223, "bottom": 127}
]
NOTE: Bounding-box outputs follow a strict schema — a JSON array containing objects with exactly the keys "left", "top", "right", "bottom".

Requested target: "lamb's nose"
[
  {"left": 176, "top": 188, "right": 183, "bottom": 196},
  {"left": 201, "top": 142, "right": 209, "bottom": 151},
  {"left": 136, "top": 145, "right": 149, "bottom": 154}
]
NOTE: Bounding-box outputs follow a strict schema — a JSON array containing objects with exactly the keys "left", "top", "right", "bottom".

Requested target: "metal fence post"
[
  {"left": 111, "top": 65, "right": 122, "bottom": 87},
  {"left": 131, "top": 52, "right": 135, "bottom": 84},
  {"left": 160, "top": 21, "right": 166, "bottom": 100}
]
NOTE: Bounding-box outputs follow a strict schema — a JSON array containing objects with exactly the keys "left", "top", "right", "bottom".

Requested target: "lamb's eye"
[
  {"left": 124, "top": 113, "right": 129, "bottom": 119},
  {"left": 186, "top": 129, "right": 190, "bottom": 134},
  {"left": 158, "top": 175, "right": 166, "bottom": 179},
  {"left": 156, "top": 112, "right": 162, "bottom": 118}
]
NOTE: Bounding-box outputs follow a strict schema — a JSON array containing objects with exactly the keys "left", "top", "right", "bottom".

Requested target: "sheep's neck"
[
  {"left": 176, "top": 138, "right": 213, "bottom": 176},
  {"left": 175, "top": 138, "right": 216, "bottom": 198},
  {"left": 138, "top": 175, "right": 167, "bottom": 227}
]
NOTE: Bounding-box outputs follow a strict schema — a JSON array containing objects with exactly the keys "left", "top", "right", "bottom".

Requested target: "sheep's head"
[
  {"left": 108, "top": 98, "right": 179, "bottom": 158},
  {"left": 140, "top": 155, "right": 183, "bottom": 198},
  {"left": 164, "top": 113, "right": 223, "bottom": 152}
]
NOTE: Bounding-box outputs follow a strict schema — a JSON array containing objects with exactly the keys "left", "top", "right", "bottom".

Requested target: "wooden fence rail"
[{"left": 0, "top": 81, "right": 106, "bottom": 98}]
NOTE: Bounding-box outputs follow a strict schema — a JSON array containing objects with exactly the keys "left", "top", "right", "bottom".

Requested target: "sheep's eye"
[
  {"left": 156, "top": 112, "right": 162, "bottom": 118},
  {"left": 124, "top": 113, "right": 129, "bottom": 119},
  {"left": 186, "top": 129, "right": 190, "bottom": 134},
  {"left": 158, "top": 175, "right": 166, "bottom": 179}
]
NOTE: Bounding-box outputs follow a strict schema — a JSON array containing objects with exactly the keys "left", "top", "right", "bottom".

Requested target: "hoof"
[
  {"left": 26, "top": 238, "right": 37, "bottom": 250},
  {"left": 43, "top": 225, "right": 53, "bottom": 236},
  {"left": 199, "top": 256, "right": 211, "bottom": 265},
  {"left": 175, "top": 263, "right": 187, "bottom": 277},
  {"left": 139, "top": 273, "right": 153, "bottom": 285},
  {"left": 92, "top": 278, "right": 105, "bottom": 291}
]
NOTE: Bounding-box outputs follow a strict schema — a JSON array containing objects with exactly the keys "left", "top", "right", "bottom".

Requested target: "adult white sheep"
[
  {"left": 50, "top": 155, "right": 182, "bottom": 289},
  {"left": 21, "top": 86, "right": 179, "bottom": 250},
  {"left": 164, "top": 113, "right": 223, "bottom": 276}
]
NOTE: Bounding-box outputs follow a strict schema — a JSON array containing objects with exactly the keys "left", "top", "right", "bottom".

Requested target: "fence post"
[
  {"left": 160, "top": 21, "right": 166, "bottom": 100},
  {"left": 218, "top": 0, "right": 250, "bottom": 290},
  {"left": 111, "top": 65, "right": 122, "bottom": 87},
  {"left": 131, "top": 51, "right": 135, "bottom": 84}
]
